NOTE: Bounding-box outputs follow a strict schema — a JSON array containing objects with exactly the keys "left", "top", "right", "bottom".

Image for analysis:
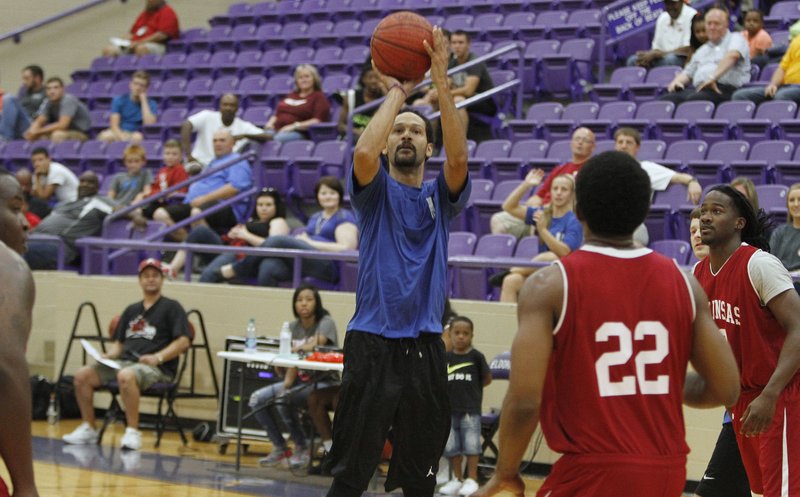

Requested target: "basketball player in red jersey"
[
  {"left": 695, "top": 185, "right": 800, "bottom": 497},
  {"left": 474, "top": 152, "right": 740, "bottom": 497},
  {"left": 0, "top": 169, "right": 40, "bottom": 497}
]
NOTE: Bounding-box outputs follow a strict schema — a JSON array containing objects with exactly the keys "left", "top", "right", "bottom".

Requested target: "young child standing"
[
  {"left": 440, "top": 316, "right": 492, "bottom": 496},
  {"left": 108, "top": 144, "right": 152, "bottom": 206}
]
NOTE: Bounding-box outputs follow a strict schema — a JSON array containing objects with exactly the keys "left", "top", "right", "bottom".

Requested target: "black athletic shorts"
[
  {"left": 163, "top": 201, "right": 237, "bottom": 233},
  {"left": 324, "top": 331, "right": 450, "bottom": 497},
  {"left": 694, "top": 422, "right": 750, "bottom": 497}
]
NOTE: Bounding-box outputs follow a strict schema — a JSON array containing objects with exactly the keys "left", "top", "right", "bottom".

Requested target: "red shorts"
[
  {"left": 536, "top": 453, "right": 686, "bottom": 497},
  {"left": 731, "top": 383, "right": 800, "bottom": 497}
]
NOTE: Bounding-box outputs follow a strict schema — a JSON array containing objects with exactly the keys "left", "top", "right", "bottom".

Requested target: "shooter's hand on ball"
[{"left": 423, "top": 26, "right": 449, "bottom": 89}]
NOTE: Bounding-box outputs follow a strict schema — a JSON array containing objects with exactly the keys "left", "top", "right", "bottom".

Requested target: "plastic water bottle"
[
  {"left": 279, "top": 322, "right": 292, "bottom": 356},
  {"left": 245, "top": 318, "right": 257, "bottom": 353},
  {"left": 47, "top": 392, "right": 59, "bottom": 425}
]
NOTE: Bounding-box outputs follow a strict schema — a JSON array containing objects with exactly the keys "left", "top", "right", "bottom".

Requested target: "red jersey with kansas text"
[
  {"left": 541, "top": 246, "right": 695, "bottom": 458},
  {"left": 694, "top": 244, "right": 797, "bottom": 391}
]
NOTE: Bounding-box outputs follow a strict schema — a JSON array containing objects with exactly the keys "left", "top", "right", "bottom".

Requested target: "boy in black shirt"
[
  {"left": 62, "top": 258, "right": 191, "bottom": 451},
  {"left": 440, "top": 316, "right": 492, "bottom": 496}
]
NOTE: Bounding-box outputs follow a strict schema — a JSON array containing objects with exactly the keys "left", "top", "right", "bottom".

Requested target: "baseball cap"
[{"left": 138, "top": 258, "right": 164, "bottom": 274}]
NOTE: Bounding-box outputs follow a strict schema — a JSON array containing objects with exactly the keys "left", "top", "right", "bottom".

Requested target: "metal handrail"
[{"left": 0, "top": 0, "right": 124, "bottom": 44}]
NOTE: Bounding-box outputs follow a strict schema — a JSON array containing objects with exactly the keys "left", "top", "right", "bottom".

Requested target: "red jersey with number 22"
[{"left": 541, "top": 246, "right": 695, "bottom": 458}]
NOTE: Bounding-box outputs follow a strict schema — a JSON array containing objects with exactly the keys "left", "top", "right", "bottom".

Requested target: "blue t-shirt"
[
  {"left": 184, "top": 153, "right": 253, "bottom": 221},
  {"left": 304, "top": 209, "right": 357, "bottom": 242},
  {"left": 525, "top": 208, "right": 583, "bottom": 253},
  {"left": 347, "top": 166, "right": 471, "bottom": 338},
  {"left": 111, "top": 94, "right": 158, "bottom": 132}
]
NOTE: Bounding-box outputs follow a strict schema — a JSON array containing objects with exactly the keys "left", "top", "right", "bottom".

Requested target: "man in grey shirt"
[
  {"left": 24, "top": 171, "right": 116, "bottom": 269},
  {"left": 0, "top": 65, "right": 46, "bottom": 140},
  {"left": 662, "top": 7, "right": 750, "bottom": 105},
  {"left": 24, "top": 77, "right": 91, "bottom": 143}
]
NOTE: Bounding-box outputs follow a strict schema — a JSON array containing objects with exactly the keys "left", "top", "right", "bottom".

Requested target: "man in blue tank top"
[{"left": 324, "top": 27, "right": 471, "bottom": 497}]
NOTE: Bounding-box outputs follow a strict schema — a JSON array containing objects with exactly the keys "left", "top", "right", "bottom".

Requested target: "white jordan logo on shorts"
[{"left": 427, "top": 467, "right": 434, "bottom": 477}]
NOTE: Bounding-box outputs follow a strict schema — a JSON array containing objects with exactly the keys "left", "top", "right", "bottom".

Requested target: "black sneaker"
[{"left": 488, "top": 270, "right": 510, "bottom": 288}]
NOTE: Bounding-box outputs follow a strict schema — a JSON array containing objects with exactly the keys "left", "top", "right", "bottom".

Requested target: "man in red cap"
[{"left": 62, "top": 258, "right": 191, "bottom": 451}]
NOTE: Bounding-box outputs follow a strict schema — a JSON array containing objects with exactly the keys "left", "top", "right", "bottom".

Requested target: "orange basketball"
[{"left": 370, "top": 11, "right": 433, "bottom": 82}]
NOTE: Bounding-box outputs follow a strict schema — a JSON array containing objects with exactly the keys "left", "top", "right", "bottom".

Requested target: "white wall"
[{"left": 28, "top": 271, "right": 722, "bottom": 480}]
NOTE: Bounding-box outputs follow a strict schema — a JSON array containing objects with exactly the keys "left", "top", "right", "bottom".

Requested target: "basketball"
[{"left": 370, "top": 11, "right": 433, "bottom": 82}]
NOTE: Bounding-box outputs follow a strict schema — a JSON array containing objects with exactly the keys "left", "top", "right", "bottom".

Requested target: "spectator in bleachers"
[
  {"left": 102, "top": 0, "right": 180, "bottom": 57},
  {"left": 264, "top": 64, "right": 331, "bottom": 143},
  {"left": 25, "top": 171, "right": 115, "bottom": 269},
  {"left": 628, "top": 0, "right": 698, "bottom": 68},
  {"left": 181, "top": 94, "right": 269, "bottom": 171},
  {"left": 250, "top": 283, "right": 339, "bottom": 468},
  {"left": 97, "top": 71, "right": 157, "bottom": 144},
  {"left": 490, "top": 127, "right": 595, "bottom": 239},
  {"left": 338, "top": 66, "right": 387, "bottom": 141},
  {"left": 730, "top": 176, "right": 760, "bottom": 210},
  {"left": 686, "top": 14, "right": 708, "bottom": 64},
  {"left": 24, "top": 77, "right": 91, "bottom": 143},
  {"left": 663, "top": 7, "right": 751, "bottom": 105},
  {"left": 153, "top": 129, "right": 253, "bottom": 241},
  {"left": 62, "top": 258, "right": 191, "bottom": 452},
  {"left": 732, "top": 31, "right": 800, "bottom": 104},
  {"left": 29, "top": 147, "right": 79, "bottom": 205},
  {"left": 14, "top": 168, "right": 51, "bottom": 220},
  {"left": 494, "top": 173, "right": 582, "bottom": 303},
  {"left": 742, "top": 10, "right": 773, "bottom": 60},
  {"left": 613, "top": 127, "right": 702, "bottom": 204},
  {"left": 0, "top": 65, "right": 45, "bottom": 141},
  {"left": 162, "top": 188, "right": 290, "bottom": 280},
  {"left": 214, "top": 176, "right": 358, "bottom": 287},
  {"left": 108, "top": 144, "right": 152, "bottom": 207},
  {"left": 130, "top": 139, "right": 188, "bottom": 226},
  {"left": 769, "top": 183, "right": 800, "bottom": 271},
  {"left": 446, "top": 30, "right": 496, "bottom": 142},
  {"left": 689, "top": 207, "right": 710, "bottom": 260}
]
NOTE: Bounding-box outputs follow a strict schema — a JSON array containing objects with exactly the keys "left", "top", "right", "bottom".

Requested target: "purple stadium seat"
[
  {"left": 255, "top": 23, "right": 285, "bottom": 51},
  {"left": 188, "top": 25, "right": 228, "bottom": 53},
  {"left": 86, "top": 81, "right": 113, "bottom": 110},
  {"left": 252, "top": 1, "right": 281, "bottom": 24},
  {"left": 628, "top": 66, "right": 682, "bottom": 102},
  {"left": 653, "top": 100, "right": 715, "bottom": 145},
  {"left": 661, "top": 139, "right": 708, "bottom": 174},
  {"left": 592, "top": 139, "right": 614, "bottom": 153},
  {"left": 540, "top": 38, "right": 595, "bottom": 100},
  {"left": 775, "top": 145, "right": 800, "bottom": 184},
  {"left": 89, "top": 57, "right": 116, "bottom": 81},
  {"left": 159, "top": 52, "right": 188, "bottom": 79},
  {"left": 341, "top": 46, "right": 370, "bottom": 77},
  {"left": 468, "top": 139, "right": 512, "bottom": 178},
  {"left": 540, "top": 101, "right": 599, "bottom": 141},
  {"left": 79, "top": 140, "right": 109, "bottom": 174},
  {"left": 527, "top": 11, "right": 568, "bottom": 39},
  {"left": 238, "top": 75, "right": 269, "bottom": 107},
  {"left": 591, "top": 67, "right": 646, "bottom": 103},
  {"left": 234, "top": 50, "right": 265, "bottom": 78},
  {"left": 291, "top": 140, "right": 349, "bottom": 199},
  {"left": 281, "top": 21, "right": 312, "bottom": 48},
  {"left": 313, "top": 46, "right": 344, "bottom": 76},
  {"left": 112, "top": 55, "right": 138, "bottom": 81},
  {"left": 495, "top": 0, "right": 527, "bottom": 14},
  {"left": 323, "top": 19, "right": 360, "bottom": 47},
  {"left": 142, "top": 108, "right": 187, "bottom": 141},
  {"left": 241, "top": 106, "right": 273, "bottom": 127},
  {"left": 581, "top": 101, "right": 637, "bottom": 139},
  {"left": 135, "top": 54, "right": 164, "bottom": 80},
  {"left": 275, "top": 0, "right": 306, "bottom": 23},
  {"left": 508, "top": 102, "right": 564, "bottom": 141},
  {"left": 520, "top": 40, "right": 561, "bottom": 96},
  {"left": 729, "top": 140, "right": 794, "bottom": 185},
  {"left": 264, "top": 75, "right": 296, "bottom": 107},
  {"left": 51, "top": 141, "right": 83, "bottom": 172},
  {"left": 469, "top": 13, "right": 503, "bottom": 41},
  {"left": 650, "top": 240, "right": 691, "bottom": 264},
  {"left": 485, "top": 12, "right": 534, "bottom": 44},
  {"left": 765, "top": 1, "right": 800, "bottom": 30},
  {"left": 443, "top": 14, "right": 475, "bottom": 32},
  {"left": 514, "top": 235, "right": 540, "bottom": 260},
  {"left": 687, "top": 140, "right": 749, "bottom": 186},
  {"left": 756, "top": 184, "right": 790, "bottom": 213},
  {"left": 90, "top": 110, "right": 110, "bottom": 137},
  {"left": 694, "top": 100, "right": 756, "bottom": 144},
  {"left": 436, "top": 0, "right": 465, "bottom": 16},
  {"left": 449, "top": 232, "right": 478, "bottom": 256},
  {"left": 170, "top": 77, "right": 210, "bottom": 109},
  {"left": 305, "top": 0, "right": 333, "bottom": 22},
  {"left": 639, "top": 140, "right": 668, "bottom": 160},
  {"left": 452, "top": 234, "right": 516, "bottom": 300},
  {"left": 322, "top": 73, "right": 353, "bottom": 95},
  {"left": 209, "top": 2, "right": 254, "bottom": 27},
  {"left": 527, "top": 139, "right": 572, "bottom": 174},
  {"left": 616, "top": 100, "right": 675, "bottom": 138},
  {"left": 272, "top": 47, "right": 316, "bottom": 74},
  {"left": 739, "top": 100, "right": 797, "bottom": 144},
  {"left": 567, "top": 9, "right": 601, "bottom": 37},
  {"left": 489, "top": 139, "right": 549, "bottom": 183},
  {"left": 259, "top": 140, "right": 315, "bottom": 194}
]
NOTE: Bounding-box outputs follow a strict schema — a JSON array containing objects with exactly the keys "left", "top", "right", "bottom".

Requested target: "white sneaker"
[
  {"left": 62, "top": 422, "right": 99, "bottom": 445},
  {"left": 439, "top": 479, "right": 463, "bottom": 495},
  {"left": 120, "top": 427, "right": 142, "bottom": 450},
  {"left": 458, "top": 478, "right": 479, "bottom": 496}
]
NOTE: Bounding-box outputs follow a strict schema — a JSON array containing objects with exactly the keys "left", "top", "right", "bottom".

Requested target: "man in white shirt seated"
[
  {"left": 180, "top": 94, "right": 269, "bottom": 172},
  {"left": 29, "top": 147, "right": 79, "bottom": 205},
  {"left": 628, "top": 0, "right": 697, "bottom": 68},
  {"left": 614, "top": 127, "right": 702, "bottom": 245}
]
